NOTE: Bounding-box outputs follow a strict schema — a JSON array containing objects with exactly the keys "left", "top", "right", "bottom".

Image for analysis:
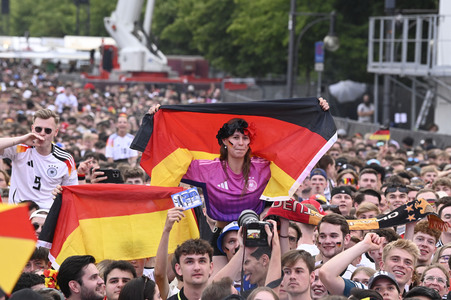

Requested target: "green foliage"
[
  {"left": 4, "top": 0, "right": 439, "bottom": 81},
  {"left": 9, "top": 0, "right": 115, "bottom": 37}
]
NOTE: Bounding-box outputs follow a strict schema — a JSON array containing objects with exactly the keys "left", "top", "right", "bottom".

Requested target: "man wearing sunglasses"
[
  {"left": 384, "top": 184, "right": 409, "bottom": 211},
  {"left": 0, "top": 109, "right": 78, "bottom": 210}
]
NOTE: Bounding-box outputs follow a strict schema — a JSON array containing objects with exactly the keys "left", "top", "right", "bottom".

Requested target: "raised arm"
[
  {"left": 265, "top": 220, "right": 281, "bottom": 293},
  {"left": 319, "top": 233, "right": 382, "bottom": 295},
  {"left": 0, "top": 133, "right": 44, "bottom": 155},
  {"left": 155, "top": 207, "right": 185, "bottom": 300}
]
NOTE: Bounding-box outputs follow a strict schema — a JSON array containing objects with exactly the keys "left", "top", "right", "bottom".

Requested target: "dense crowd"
[{"left": 2, "top": 59, "right": 451, "bottom": 300}]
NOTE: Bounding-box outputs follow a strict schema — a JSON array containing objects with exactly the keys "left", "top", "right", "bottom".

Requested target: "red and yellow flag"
[
  {"left": 39, "top": 184, "right": 199, "bottom": 269},
  {"left": 369, "top": 129, "right": 390, "bottom": 141},
  {"left": 131, "top": 98, "right": 337, "bottom": 202},
  {"left": 0, "top": 204, "right": 36, "bottom": 295}
]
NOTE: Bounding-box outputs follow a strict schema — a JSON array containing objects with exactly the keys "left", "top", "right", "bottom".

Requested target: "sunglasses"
[
  {"left": 35, "top": 126, "right": 53, "bottom": 134},
  {"left": 32, "top": 223, "right": 43, "bottom": 230},
  {"left": 321, "top": 204, "right": 339, "bottom": 210},
  {"left": 385, "top": 186, "right": 408, "bottom": 194}
]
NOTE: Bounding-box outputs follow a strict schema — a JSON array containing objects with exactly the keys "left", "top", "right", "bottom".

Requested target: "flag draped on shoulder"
[
  {"left": 132, "top": 98, "right": 337, "bottom": 204},
  {"left": 38, "top": 184, "right": 199, "bottom": 269}
]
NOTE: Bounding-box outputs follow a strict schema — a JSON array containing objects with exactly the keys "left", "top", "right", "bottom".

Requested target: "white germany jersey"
[
  {"left": 1, "top": 144, "right": 78, "bottom": 209},
  {"left": 105, "top": 133, "right": 138, "bottom": 161}
]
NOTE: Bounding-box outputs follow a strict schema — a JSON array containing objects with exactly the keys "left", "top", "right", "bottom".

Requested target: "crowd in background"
[{"left": 3, "top": 58, "right": 451, "bottom": 300}]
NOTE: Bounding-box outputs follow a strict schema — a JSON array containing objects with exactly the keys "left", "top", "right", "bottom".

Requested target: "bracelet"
[
  {"left": 78, "top": 174, "right": 86, "bottom": 180},
  {"left": 279, "top": 235, "right": 288, "bottom": 238}
]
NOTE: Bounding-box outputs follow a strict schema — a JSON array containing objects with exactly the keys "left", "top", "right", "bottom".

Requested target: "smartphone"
[{"left": 97, "top": 168, "right": 124, "bottom": 184}]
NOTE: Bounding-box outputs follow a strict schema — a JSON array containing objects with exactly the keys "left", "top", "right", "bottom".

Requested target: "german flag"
[
  {"left": 0, "top": 204, "right": 36, "bottom": 295},
  {"left": 369, "top": 129, "right": 390, "bottom": 141},
  {"left": 38, "top": 184, "right": 199, "bottom": 269},
  {"left": 132, "top": 98, "right": 337, "bottom": 206}
]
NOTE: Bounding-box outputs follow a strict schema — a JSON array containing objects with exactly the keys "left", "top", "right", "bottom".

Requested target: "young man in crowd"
[
  {"left": 0, "top": 109, "right": 78, "bottom": 209},
  {"left": 281, "top": 250, "right": 315, "bottom": 300},
  {"left": 310, "top": 169, "right": 328, "bottom": 200},
  {"left": 412, "top": 219, "right": 441, "bottom": 266},
  {"left": 353, "top": 189, "right": 381, "bottom": 210},
  {"left": 384, "top": 183, "right": 409, "bottom": 211},
  {"left": 358, "top": 169, "right": 379, "bottom": 190},
  {"left": 103, "top": 260, "right": 137, "bottom": 300},
  {"left": 329, "top": 186, "right": 354, "bottom": 216},
  {"left": 367, "top": 271, "right": 402, "bottom": 300},
  {"left": 105, "top": 114, "right": 138, "bottom": 165},
  {"left": 57, "top": 255, "right": 105, "bottom": 300},
  {"left": 319, "top": 233, "right": 419, "bottom": 296},
  {"left": 315, "top": 213, "right": 353, "bottom": 278}
]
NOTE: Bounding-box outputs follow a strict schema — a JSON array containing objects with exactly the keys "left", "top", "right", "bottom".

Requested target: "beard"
[{"left": 80, "top": 285, "right": 104, "bottom": 300}]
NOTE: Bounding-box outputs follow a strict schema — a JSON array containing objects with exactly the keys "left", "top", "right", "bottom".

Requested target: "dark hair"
[
  {"left": 30, "top": 247, "right": 50, "bottom": 263},
  {"left": 217, "top": 119, "right": 252, "bottom": 195},
  {"left": 370, "top": 228, "right": 400, "bottom": 243},
  {"left": 404, "top": 286, "right": 441, "bottom": 300},
  {"left": 36, "top": 288, "right": 65, "bottom": 300},
  {"left": 250, "top": 246, "right": 272, "bottom": 260},
  {"left": 317, "top": 213, "right": 350, "bottom": 236},
  {"left": 438, "top": 201, "right": 451, "bottom": 218},
  {"left": 282, "top": 249, "right": 315, "bottom": 273},
  {"left": 436, "top": 197, "right": 451, "bottom": 209},
  {"left": 348, "top": 287, "right": 383, "bottom": 300},
  {"left": 22, "top": 200, "right": 40, "bottom": 212},
  {"left": 289, "top": 222, "right": 302, "bottom": 240},
  {"left": 57, "top": 255, "right": 96, "bottom": 298},
  {"left": 118, "top": 277, "right": 157, "bottom": 300},
  {"left": 12, "top": 272, "right": 45, "bottom": 293},
  {"left": 353, "top": 189, "right": 382, "bottom": 206},
  {"left": 104, "top": 260, "right": 137, "bottom": 282},
  {"left": 216, "top": 118, "right": 252, "bottom": 146},
  {"left": 174, "top": 239, "right": 213, "bottom": 265},
  {"left": 317, "top": 155, "right": 334, "bottom": 171},
  {"left": 123, "top": 167, "right": 146, "bottom": 182},
  {"left": 201, "top": 277, "right": 234, "bottom": 300}
]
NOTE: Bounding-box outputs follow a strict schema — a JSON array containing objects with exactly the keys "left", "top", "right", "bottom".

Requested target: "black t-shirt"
[{"left": 167, "top": 288, "right": 188, "bottom": 300}]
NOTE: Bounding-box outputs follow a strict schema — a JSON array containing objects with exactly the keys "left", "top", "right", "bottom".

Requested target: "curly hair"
[{"left": 217, "top": 118, "right": 254, "bottom": 195}]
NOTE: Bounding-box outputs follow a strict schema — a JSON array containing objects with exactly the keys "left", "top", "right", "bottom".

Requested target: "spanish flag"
[
  {"left": 132, "top": 98, "right": 337, "bottom": 203},
  {"left": 369, "top": 129, "right": 390, "bottom": 141},
  {"left": 38, "top": 184, "right": 199, "bottom": 269}
]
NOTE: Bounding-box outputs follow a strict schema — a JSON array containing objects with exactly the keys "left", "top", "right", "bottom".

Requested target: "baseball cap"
[
  {"left": 301, "top": 199, "right": 326, "bottom": 215},
  {"left": 331, "top": 186, "right": 353, "bottom": 198},
  {"left": 368, "top": 271, "right": 400, "bottom": 292},
  {"left": 217, "top": 221, "right": 239, "bottom": 254},
  {"left": 310, "top": 168, "right": 327, "bottom": 180}
]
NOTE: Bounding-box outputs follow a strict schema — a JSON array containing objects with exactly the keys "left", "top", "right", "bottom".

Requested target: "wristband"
[{"left": 78, "top": 173, "right": 86, "bottom": 180}]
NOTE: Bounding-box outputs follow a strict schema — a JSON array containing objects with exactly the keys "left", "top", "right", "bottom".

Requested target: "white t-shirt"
[
  {"left": 1, "top": 144, "right": 78, "bottom": 209},
  {"left": 357, "top": 103, "right": 374, "bottom": 123},
  {"left": 105, "top": 133, "right": 138, "bottom": 161},
  {"left": 297, "top": 243, "right": 320, "bottom": 256},
  {"left": 55, "top": 93, "right": 78, "bottom": 113}
]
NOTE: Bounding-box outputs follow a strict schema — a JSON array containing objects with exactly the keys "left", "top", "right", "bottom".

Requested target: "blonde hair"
[
  {"left": 355, "top": 202, "right": 380, "bottom": 218},
  {"left": 382, "top": 239, "right": 419, "bottom": 266},
  {"left": 432, "top": 243, "right": 451, "bottom": 264},
  {"left": 33, "top": 109, "right": 60, "bottom": 125}
]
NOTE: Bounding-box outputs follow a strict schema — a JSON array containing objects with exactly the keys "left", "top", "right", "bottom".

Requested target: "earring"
[{"left": 224, "top": 145, "right": 227, "bottom": 149}]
